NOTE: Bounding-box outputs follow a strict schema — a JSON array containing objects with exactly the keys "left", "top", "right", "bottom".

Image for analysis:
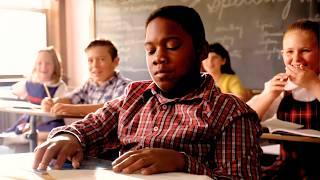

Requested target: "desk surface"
[
  {"left": 0, "top": 99, "right": 85, "bottom": 118},
  {"left": 261, "top": 133, "right": 320, "bottom": 144},
  {"left": 0, "top": 99, "right": 85, "bottom": 152},
  {"left": 0, "top": 153, "right": 211, "bottom": 180}
]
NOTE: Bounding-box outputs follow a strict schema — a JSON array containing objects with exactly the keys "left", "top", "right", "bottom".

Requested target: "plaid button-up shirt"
[
  {"left": 50, "top": 74, "right": 262, "bottom": 179},
  {"left": 65, "top": 72, "right": 131, "bottom": 104}
]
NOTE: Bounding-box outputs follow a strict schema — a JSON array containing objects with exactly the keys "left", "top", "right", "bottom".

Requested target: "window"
[{"left": 0, "top": 0, "right": 48, "bottom": 77}]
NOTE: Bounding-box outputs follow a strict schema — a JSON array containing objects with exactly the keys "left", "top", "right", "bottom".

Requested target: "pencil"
[{"left": 43, "top": 84, "right": 52, "bottom": 98}]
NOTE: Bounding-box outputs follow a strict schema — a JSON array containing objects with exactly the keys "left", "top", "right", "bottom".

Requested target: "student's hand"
[
  {"left": 262, "top": 73, "right": 288, "bottom": 99},
  {"left": 33, "top": 133, "right": 83, "bottom": 171},
  {"left": 50, "top": 103, "right": 76, "bottom": 115},
  {"left": 41, "top": 97, "right": 54, "bottom": 112},
  {"left": 286, "top": 64, "right": 319, "bottom": 90},
  {"left": 112, "top": 148, "right": 185, "bottom": 175}
]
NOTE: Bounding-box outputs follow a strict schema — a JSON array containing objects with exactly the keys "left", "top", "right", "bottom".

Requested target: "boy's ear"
[
  {"left": 222, "top": 58, "right": 226, "bottom": 65},
  {"left": 113, "top": 57, "right": 120, "bottom": 66},
  {"left": 199, "top": 41, "right": 209, "bottom": 61}
]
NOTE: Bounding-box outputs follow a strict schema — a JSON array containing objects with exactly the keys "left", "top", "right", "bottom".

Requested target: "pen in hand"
[{"left": 43, "top": 84, "right": 52, "bottom": 99}]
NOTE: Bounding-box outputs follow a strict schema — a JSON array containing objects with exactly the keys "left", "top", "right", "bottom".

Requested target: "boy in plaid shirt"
[
  {"left": 41, "top": 39, "right": 131, "bottom": 116},
  {"left": 34, "top": 6, "right": 262, "bottom": 179}
]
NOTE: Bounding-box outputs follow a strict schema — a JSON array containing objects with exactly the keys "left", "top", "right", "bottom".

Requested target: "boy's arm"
[
  {"left": 52, "top": 103, "right": 103, "bottom": 116},
  {"left": 54, "top": 97, "right": 72, "bottom": 104},
  {"left": 41, "top": 97, "right": 72, "bottom": 112},
  {"left": 48, "top": 98, "right": 122, "bottom": 157},
  {"left": 70, "top": 104, "right": 103, "bottom": 115},
  {"left": 183, "top": 114, "right": 262, "bottom": 179}
]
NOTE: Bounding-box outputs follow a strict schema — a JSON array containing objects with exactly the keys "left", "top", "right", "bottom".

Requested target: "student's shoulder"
[
  {"left": 117, "top": 72, "right": 132, "bottom": 84},
  {"left": 203, "top": 74, "right": 241, "bottom": 104},
  {"left": 207, "top": 90, "right": 257, "bottom": 117},
  {"left": 210, "top": 92, "right": 244, "bottom": 106},
  {"left": 206, "top": 93, "right": 260, "bottom": 130},
  {"left": 126, "top": 80, "right": 153, "bottom": 91}
]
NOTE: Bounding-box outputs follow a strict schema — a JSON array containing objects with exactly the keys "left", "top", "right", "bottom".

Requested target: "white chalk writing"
[
  {"left": 253, "top": 21, "right": 283, "bottom": 60},
  {"left": 207, "top": 0, "right": 293, "bottom": 20},
  {"left": 215, "top": 24, "right": 243, "bottom": 39}
]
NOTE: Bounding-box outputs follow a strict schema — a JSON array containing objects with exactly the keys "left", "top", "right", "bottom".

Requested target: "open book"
[{"left": 261, "top": 116, "right": 320, "bottom": 138}]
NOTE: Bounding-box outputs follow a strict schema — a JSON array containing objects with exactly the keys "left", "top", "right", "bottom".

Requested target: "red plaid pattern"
[
  {"left": 50, "top": 74, "right": 262, "bottom": 179},
  {"left": 263, "top": 92, "right": 320, "bottom": 179}
]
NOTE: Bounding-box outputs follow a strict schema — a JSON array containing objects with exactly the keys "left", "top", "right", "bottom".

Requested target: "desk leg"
[{"left": 26, "top": 116, "right": 37, "bottom": 152}]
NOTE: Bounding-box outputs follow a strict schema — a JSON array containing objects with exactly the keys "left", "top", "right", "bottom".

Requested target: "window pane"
[
  {"left": 0, "top": 0, "right": 48, "bottom": 9},
  {"left": 0, "top": 9, "right": 47, "bottom": 76}
]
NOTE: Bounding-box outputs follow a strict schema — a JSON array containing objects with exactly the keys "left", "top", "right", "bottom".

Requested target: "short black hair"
[
  {"left": 209, "top": 43, "right": 235, "bottom": 75},
  {"left": 146, "top": 5, "right": 207, "bottom": 59},
  {"left": 85, "top": 39, "right": 118, "bottom": 60}
]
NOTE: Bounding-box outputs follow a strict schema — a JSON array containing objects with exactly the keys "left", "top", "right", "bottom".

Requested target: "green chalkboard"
[{"left": 95, "top": 0, "right": 319, "bottom": 89}]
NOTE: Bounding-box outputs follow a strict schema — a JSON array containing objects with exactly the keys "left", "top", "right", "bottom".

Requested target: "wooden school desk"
[
  {"left": 261, "top": 133, "right": 320, "bottom": 156},
  {"left": 0, "top": 99, "right": 84, "bottom": 151},
  {"left": 261, "top": 133, "right": 320, "bottom": 144},
  {"left": 0, "top": 153, "right": 212, "bottom": 180}
]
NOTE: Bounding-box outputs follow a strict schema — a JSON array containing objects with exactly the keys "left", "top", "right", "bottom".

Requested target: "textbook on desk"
[{"left": 261, "top": 116, "right": 320, "bottom": 138}]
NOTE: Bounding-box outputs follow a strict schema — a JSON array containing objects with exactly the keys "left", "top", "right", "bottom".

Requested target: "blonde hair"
[
  {"left": 284, "top": 19, "right": 320, "bottom": 47},
  {"left": 31, "top": 46, "right": 62, "bottom": 84}
]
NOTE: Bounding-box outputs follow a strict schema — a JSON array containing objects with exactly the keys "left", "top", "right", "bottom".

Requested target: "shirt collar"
[
  {"left": 142, "top": 74, "right": 216, "bottom": 104},
  {"left": 89, "top": 71, "right": 119, "bottom": 88}
]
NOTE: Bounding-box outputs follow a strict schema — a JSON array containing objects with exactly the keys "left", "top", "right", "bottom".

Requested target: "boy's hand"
[
  {"left": 112, "top": 148, "right": 185, "bottom": 175},
  {"left": 50, "top": 103, "right": 75, "bottom": 115},
  {"left": 41, "top": 97, "right": 54, "bottom": 112},
  {"left": 33, "top": 133, "right": 83, "bottom": 171}
]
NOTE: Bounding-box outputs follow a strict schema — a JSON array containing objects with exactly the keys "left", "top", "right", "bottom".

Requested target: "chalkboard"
[{"left": 95, "top": 0, "right": 320, "bottom": 89}]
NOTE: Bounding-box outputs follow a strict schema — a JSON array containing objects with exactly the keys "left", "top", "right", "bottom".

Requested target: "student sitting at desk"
[
  {"left": 33, "top": 6, "right": 262, "bottom": 179},
  {"left": 41, "top": 39, "right": 131, "bottom": 117},
  {"left": 5, "top": 46, "right": 68, "bottom": 143},
  {"left": 247, "top": 20, "right": 320, "bottom": 179},
  {"left": 201, "top": 43, "right": 250, "bottom": 101}
]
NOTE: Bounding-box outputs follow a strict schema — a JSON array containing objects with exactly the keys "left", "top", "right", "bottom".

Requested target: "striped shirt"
[
  {"left": 65, "top": 72, "right": 131, "bottom": 104},
  {"left": 50, "top": 74, "right": 262, "bottom": 179}
]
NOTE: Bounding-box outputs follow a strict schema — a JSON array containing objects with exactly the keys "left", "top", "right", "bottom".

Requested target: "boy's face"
[
  {"left": 35, "top": 51, "right": 54, "bottom": 82},
  {"left": 86, "top": 46, "right": 119, "bottom": 85},
  {"left": 282, "top": 30, "right": 320, "bottom": 74},
  {"left": 144, "top": 17, "right": 198, "bottom": 92}
]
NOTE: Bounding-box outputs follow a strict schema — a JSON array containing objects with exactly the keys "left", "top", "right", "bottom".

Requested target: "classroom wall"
[{"left": 64, "top": 0, "right": 93, "bottom": 88}]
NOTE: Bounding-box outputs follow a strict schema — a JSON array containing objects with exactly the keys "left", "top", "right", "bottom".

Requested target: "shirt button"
[
  {"left": 153, "top": 126, "right": 159, "bottom": 132},
  {"left": 162, "top": 105, "right": 167, "bottom": 110}
]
